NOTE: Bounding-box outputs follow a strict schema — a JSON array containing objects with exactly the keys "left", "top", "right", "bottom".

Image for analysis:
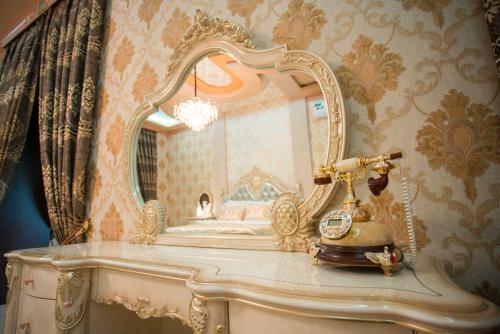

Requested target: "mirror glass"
[{"left": 135, "top": 52, "right": 328, "bottom": 236}]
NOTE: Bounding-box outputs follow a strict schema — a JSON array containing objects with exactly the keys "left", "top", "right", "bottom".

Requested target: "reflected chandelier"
[{"left": 174, "top": 66, "right": 218, "bottom": 131}]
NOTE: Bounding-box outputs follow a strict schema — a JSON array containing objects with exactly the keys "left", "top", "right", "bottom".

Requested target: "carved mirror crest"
[{"left": 122, "top": 10, "right": 347, "bottom": 251}]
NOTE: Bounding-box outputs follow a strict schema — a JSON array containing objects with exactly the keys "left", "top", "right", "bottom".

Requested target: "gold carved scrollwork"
[
  {"left": 57, "top": 271, "right": 85, "bottom": 307},
  {"left": 95, "top": 295, "right": 188, "bottom": 323},
  {"left": 131, "top": 200, "right": 165, "bottom": 244},
  {"left": 56, "top": 270, "right": 90, "bottom": 330},
  {"left": 167, "top": 10, "right": 255, "bottom": 77},
  {"left": 272, "top": 192, "right": 313, "bottom": 251},
  {"left": 190, "top": 296, "right": 208, "bottom": 334},
  {"left": 5, "top": 261, "right": 19, "bottom": 304},
  {"left": 5, "top": 262, "right": 13, "bottom": 288}
]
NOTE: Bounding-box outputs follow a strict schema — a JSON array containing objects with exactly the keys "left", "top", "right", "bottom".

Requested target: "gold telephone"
[{"left": 308, "top": 152, "right": 418, "bottom": 276}]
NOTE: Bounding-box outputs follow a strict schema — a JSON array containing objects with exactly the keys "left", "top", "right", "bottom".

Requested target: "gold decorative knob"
[
  {"left": 20, "top": 322, "right": 31, "bottom": 333},
  {"left": 216, "top": 322, "right": 225, "bottom": 334}
]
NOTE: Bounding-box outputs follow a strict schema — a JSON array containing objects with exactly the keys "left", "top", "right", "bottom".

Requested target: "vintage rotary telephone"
[{"left": 308, "top": 152, "right": 418, "bottom": 276}]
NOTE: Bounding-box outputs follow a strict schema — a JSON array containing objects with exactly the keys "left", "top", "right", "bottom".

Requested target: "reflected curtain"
[
  {"left": 39, "top": 0, "right": 105, "bottom": 243},
  {"left": 137, "top": 129, "right": 157, "bottom": 202},
  {"left": 0, "top": 20, "right": 44, "bottom": 205},
  {"left": 484, "top": 0, "right": 500, "bottom": 72}
]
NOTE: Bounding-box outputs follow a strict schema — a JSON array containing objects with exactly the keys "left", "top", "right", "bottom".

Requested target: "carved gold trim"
[
  {"left": 131, "top": 200, "right": 165, "bottom": 244},
  {"left": 122, "top": 11, "right": 347, "bottom": 249},
  {"left": 56, "top": 270, "right": 90, "bottom": 330},
  {"left": 229, "top": 166, "right": 288, "bottom": 198},
  {"left": 5, "top": 261, "right": 19, "bottom": 304},
  {"left": 56, "top": 303, "right": 86, "bottom": 330},
  {"left": 216, "top": 322, "right": 225, "bottom": 334},
  {"left": 190, "top": 296, "right": 208, "bottom": 334},
  {"left": 167, "top": 10, "right": 255, "bottom": 77},
  {"left": 57, "top": 271, "right": 85, "bottom": 307},
  {"left": 5, "top": 262, "right": 13, "bottom": 288},
  {"left": 95, "top": 295, "right": 189, "bottom": 324},
  {"left": 271, "top": 192, "right": 313, "bottom": 251}
]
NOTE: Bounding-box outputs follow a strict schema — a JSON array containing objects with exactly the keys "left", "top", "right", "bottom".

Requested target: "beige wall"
[{"left": 87, "top": 0, "right": 500, "bottom": 304}]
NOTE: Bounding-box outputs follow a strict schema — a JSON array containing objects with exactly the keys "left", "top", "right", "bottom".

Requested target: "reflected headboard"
[{"left": 225, "top": 167, "right": 288, "bottom": 202}]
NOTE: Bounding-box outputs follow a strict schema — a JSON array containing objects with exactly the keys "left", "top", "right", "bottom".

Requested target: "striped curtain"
[
  {"left": 0, "top": 20, "right": 44, "bottom": 205},
  {"left": 137, "top": 129, "right": 157, "bottom": 202}
]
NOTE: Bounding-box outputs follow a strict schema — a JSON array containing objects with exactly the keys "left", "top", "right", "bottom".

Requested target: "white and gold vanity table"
[
  {"left": 4, "top": 241, "right": 500, "bottom": 334},
  {"left": 5, "top": 11, "right": 499, "bottom": 334}
]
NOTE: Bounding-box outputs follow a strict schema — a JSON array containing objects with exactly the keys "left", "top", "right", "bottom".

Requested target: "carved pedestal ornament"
[
  {"left": 122, "top": 10, "right": 347, "bottom": 249},
  {"left": 56, "top": 270, "right": 90, "bottom": 330},
  {"left": 131, "top": 200, "right": 165, "bottom": 244},
  {"left": 190, "top": 296, "right": 208, "bottom": 334},
  {"left": 5, "top": 261, "right": 19, "bottom": 304}
]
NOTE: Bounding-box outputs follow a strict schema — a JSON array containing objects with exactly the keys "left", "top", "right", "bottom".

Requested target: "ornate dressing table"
[
  {"left": 5, "top": 11, "right": 500, "bottom": 334},
  {"left": 4, "top": 241, "right": 500, "bottom": 334}
]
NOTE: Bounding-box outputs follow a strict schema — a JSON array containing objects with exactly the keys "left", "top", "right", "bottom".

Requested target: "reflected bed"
[{"left": 163, "top": 220, "right": 273, "bottom": 236}]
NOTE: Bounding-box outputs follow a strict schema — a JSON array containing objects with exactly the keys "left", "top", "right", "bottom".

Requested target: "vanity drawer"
[
  {"left": 94, "top": 268, "right": 192, "bottom": 322},
  {"left": 229, "top": 301, "right": 414, "bottom": 334},
  {"left": 16, "top": 292, "right": 57, "bottom": 334},
  {"left": 21, "top": 264, "right": 59, "bottom": 299}
]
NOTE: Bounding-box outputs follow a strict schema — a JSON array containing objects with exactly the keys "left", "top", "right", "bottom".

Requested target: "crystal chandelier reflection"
[{"left": 174, "top": 66, "right": 218, "bottom": 131}]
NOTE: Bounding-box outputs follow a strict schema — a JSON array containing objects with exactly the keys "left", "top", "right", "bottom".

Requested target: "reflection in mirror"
[{"left": 135, "top": 52, "right": 328, "bottom": 236}]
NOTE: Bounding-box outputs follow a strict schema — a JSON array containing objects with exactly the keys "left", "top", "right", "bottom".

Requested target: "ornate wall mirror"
[{"left": 122, "top": 11, "right": 347, "bottom": 251}]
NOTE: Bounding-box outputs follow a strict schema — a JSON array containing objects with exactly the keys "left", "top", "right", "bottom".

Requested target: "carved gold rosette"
[
  {"left": 122, "top": 11, "right": 346, "bottom": 250},
  {"left": 56, "top": 270, "right": 90, "bottom": 330},
  {"left": 272, "top": 192, "right": 313, "bottom": 251},
  {"left": 131, "top": 200, "right": 165, "bottom": 244}
]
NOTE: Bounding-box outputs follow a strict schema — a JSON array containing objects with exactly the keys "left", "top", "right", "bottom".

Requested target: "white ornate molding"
[
  {"left": 95, "top": 295, "right": 188, "bottom": 324},
  {"left": 167, "top": 10, "right": 256, "bottom": 77},
  {"left": 56, "top": 270, "right": 90, "bottom": 330}
]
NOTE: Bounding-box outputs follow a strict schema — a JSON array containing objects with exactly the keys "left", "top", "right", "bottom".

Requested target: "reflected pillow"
[
  {"left": 244, "top": 204, "right": 272, "bottom": 221},
  {"left": 219, "top": 205, "right": 245, "bottom": 220}
]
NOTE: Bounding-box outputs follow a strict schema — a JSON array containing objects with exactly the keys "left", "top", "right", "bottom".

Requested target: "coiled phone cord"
[{"left": 401, "top": 177, "right": 418, "bottom": 269}]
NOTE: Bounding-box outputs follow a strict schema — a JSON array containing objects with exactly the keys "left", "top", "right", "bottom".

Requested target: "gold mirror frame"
[{"left": 122, "top": 10, "right": 347, "bottom": 250}]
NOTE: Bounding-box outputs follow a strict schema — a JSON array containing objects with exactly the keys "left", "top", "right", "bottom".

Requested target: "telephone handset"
[{"left": 309, "top": 152, "right": 418, "bottom": 276}]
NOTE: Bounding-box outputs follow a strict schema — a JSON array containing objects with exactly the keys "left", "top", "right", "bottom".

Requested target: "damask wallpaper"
[
  {"left": 87, "top": 0, "right": 500, "bottom": 305},
  {"left": 224, "top": 81, "right": 296, "bottom": 191},
  {"left": 156, "top": 128, "right": 213, "bottom": 227}
]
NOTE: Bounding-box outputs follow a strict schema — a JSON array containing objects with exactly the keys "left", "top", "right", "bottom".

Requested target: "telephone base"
[{"left": 316, "top": 242, "right": 395, "bottom": 267}]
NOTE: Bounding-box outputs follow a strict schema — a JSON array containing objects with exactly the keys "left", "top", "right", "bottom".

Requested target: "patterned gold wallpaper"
[
  {"left": 156, "top": 128, "right": 213, "bottom": 226},
  {"left": 87, "top": 0, "right": 500, "bottom": 304},
  {"left": 224, "top": 81, "right": 296, "bottom": 191}
]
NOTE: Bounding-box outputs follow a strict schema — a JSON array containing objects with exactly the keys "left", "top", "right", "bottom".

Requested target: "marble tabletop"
[{"left": 6, "top": 241, "right": 500, "bottom": 332}]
